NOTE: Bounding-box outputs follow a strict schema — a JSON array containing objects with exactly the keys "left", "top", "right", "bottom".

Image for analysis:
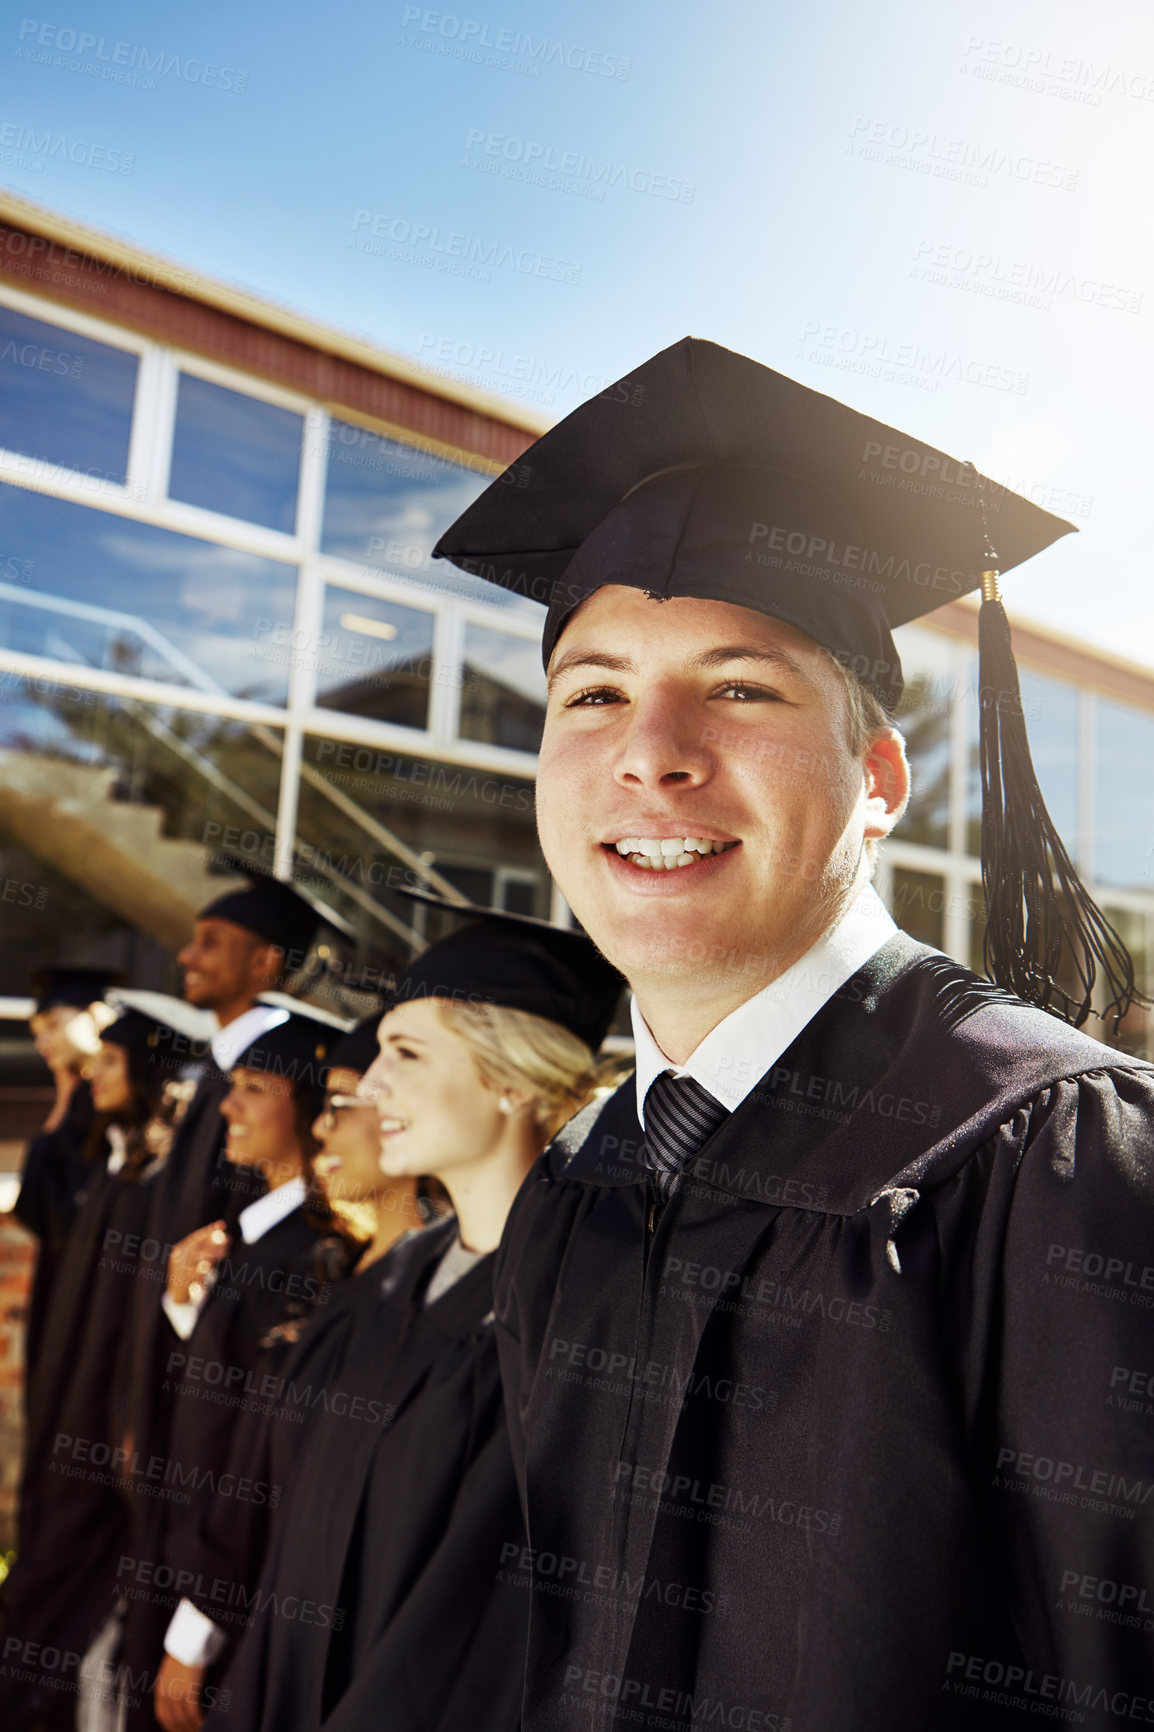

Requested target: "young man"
[{"left": 434, "top": 339, "right": 1154, "bottom": 1732}]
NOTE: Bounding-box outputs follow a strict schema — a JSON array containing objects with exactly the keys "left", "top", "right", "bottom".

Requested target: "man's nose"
[{"left": 613, "top": 687, "right": 712, "bottom": 789}]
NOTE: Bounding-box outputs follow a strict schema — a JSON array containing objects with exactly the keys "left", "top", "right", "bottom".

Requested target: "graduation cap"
[
  {"left": 434, "top": 336, "right": 1138, "bottom": 1030},
  {"left": 230, "top": 1011, "right": 337, "bottom": 1093},
  {"left": 101, "top": 995, "right": 212, "bottom": 1066},
  {"left": 197, "top": 860, "right": 323, "bottom": 960},
  {"left": 33, "top": 965, "right": 123, "bottom": 1015},
  {"left": 391, "top": 890, "right": 623, "bottom": 1052},
  {"left": 328, "top": 1014, "right": 383, "bottom": 1077}
]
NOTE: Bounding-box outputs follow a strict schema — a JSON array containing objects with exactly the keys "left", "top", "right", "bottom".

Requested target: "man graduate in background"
[{"left": 434, "top": 338, "right": 1154, "bottom": 1732}]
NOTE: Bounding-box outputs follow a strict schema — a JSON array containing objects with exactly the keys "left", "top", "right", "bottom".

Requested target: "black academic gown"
[
  {"left": 122, "top": 1200, "right": 332, "bottom": 1732},
  {"left": 13, "top": 1079, "right": 94, "bottom": 1377},
  {"left": 495, "top": 935, "right": 1154, "bottom": 1732},
  {"left": 0, "top": 1139, "right": 155, "bottom": 1724},
  {"left": 161, "top": 1254, "right": 374, "bottom": 1674},
  {"left": 202, "top": 1219, "right": 529, "bottom": 1732}
]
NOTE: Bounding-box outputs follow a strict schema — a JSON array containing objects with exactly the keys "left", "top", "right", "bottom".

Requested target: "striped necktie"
[{"left": 641, "top": 1072, "right": 729, "bottom": 1202}]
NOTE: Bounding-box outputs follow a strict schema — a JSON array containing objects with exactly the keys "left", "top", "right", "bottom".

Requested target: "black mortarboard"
[
  {"left": 328, "top": 1014, "right": 382, "bottom": 1076},
  {"left": 33, "top": 965, "right": 122, "bottom": 1015},
  {"left": 231, "top": 1011, "right": 336, "bottom": 1093},
  {"left": 101, "top": 996, "right": 210, "bottom": 1064},
  {"left": 198, "top": 863, "right": 322, "bottom": 960},
  {"left": 434, "top": 337, "right": 1139, "bottom": 1031},
  {"left": 392, "top": 891, "right": 623, "bottom": 1052}
]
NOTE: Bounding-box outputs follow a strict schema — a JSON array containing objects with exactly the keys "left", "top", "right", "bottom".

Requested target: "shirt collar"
[
  {"left": 632, "top": 885, "right": 898, "bottom": 1126},
  {"left": 211, "top": 1004, "right": 290, "bottom": 1073},
  {"left": 237, "top": 1174, "right": 308, "bottom": 1244},
  {"left": 106, "top": 1124, "right": 128, "bottom": 1175}
]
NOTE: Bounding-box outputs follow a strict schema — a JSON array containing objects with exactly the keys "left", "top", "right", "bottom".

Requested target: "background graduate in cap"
[
  {"left": 199, "top": 900, "right": 621, "bottom": 1732},
  {"left": 435, "top": 338, "right": 1154, "bottom": 1732},
  {"left": 0, "top": 995, "right": 211, "bottom": 1732},
  {"left": 12, "top": 966, "right": 120, "bottom": 1380},
  {"left": 118, "top": 868, "right": 331, "bottom": 1603}
]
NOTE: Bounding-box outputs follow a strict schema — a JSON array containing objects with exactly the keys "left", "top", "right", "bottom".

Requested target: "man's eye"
[
  {"left": 563, "top": 685, "right": 622, "bottom": 708},
  {"left": 714, "top": 681, "right": 779, "bottom": 702}
]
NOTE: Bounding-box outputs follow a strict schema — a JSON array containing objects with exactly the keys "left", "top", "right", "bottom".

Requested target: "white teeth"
[{"left": 610, "top": 835, "right": 738, "bottom": 870}]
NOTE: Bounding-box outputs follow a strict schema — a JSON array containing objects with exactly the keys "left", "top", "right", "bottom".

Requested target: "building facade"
[{"left": 0, "top": 189, "right": 1151, "bottom": 1105}]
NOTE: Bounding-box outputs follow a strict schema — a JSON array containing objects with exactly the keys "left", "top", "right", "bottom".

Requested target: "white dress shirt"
[
  {"left": 162, "top": 1173, "right": 309, "bottom": 1669},
  {"left": 632, "top": 885, "right": 897, "bottom": 1126},
  {"left": 160, "top": 1175, "right": 309, "bottom": 1339}
]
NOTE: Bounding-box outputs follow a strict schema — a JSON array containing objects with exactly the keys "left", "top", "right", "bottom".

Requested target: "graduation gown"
[
  {"left": 162, "top": 1257, "right": 375, "bottom": 1671},
  {"left": 13, "top": 1079, "right": 95, "bottom": 1377},
  {"left": 0, "top": 1141, "right": 155, "bottom": 1723},
  {"left": 203, "top": 1219, "right": 529, "bottom": 1732},
  {"left": 121, "top": 1069, "right": 265, "bottom": 1479},
  {"left": 122, "top": 1201, "right": 332, "bottom": 1732},
  {"left": 495, "top": 934, "right": 1154, "bottom": 1732}
]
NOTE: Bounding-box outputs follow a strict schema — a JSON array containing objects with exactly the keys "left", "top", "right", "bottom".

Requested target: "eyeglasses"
[{"left": 319, "top": 1093, "right": 377, "bottom": 1131}]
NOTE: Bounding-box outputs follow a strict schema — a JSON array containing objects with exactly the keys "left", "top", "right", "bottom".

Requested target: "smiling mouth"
[
  {"left": 605, "top": 837, "right": 739, "bottom": 872},
  {"left": 378, "top": 1117, "right": 409, "bottom": 1135}
]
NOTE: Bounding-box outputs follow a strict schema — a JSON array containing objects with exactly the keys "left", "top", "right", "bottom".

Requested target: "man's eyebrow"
[
  {"left": 690, "top": 644, "right": 809, "bottom": 679},
  {"left": 546, "top": 650, "right": 634, "bottom": 692}
]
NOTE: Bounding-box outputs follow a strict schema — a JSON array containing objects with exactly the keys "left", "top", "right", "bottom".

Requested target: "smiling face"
[
  {"left": 312, "top": 1064, "right": 393, "bottom": 1206},
  {"left": 537, "top": 586, "right": 908, "bottom": 1018},
  {"left": 178, "top": 918, "right": 280, "bottom": 1016},
  {"left": 90, "top": 1040, "right": 133, "bottom": 1116},
  {"left": 361, "top": 999, "right": 509, "bottom": 1186},
  {"left": 220, "top": 1066, "right": 304, "bottom": 1186}
]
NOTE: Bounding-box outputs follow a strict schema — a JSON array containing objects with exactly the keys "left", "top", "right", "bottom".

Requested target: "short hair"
[{"left": 821, "top": 652, "right": 905, "bottom": 873}]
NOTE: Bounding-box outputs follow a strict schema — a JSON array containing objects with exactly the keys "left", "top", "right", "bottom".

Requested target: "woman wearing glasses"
[{"left": 199, "top": 901, "right": 621, "bottom": 1732}]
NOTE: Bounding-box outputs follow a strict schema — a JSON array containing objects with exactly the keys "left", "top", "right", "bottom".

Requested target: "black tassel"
[{"left": 978, "top": 588, "right": 1142, "bottom": 1029}]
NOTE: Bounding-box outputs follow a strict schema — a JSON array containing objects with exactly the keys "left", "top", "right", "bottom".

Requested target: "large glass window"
[
  {"left": 1093, "top": 699, "right": 1154, "bottom": 889},
  {"left": 315, "top": 587, "right": 436, "bottom": 729},
  {"left": 0, "top": 687, "right": 282, "bottom": 994},
  {"left": 321, "top": 420, "right": 535, "bottom": 613},
  {"left": 966, "top": 659, "right": 1079, "bottom": 858},
  {"left": 891, "top": 628, "right": 955, "bottom": 850},
  {"left": 0, "top": 482, "right": 296, "bottom": 703},
  {"left": 0, "top": 303, "right": 138, "bottom": 483},
  {"left": 889, "top": 867, "right": 945, "bottom": 949},
  {"left": 169, "top": 373, "right": 302, "bottom": 532},
  {"left": 459, "top": 624, "right": 546, "bottom": 752},
  {"left": 293, "top": 733, "right": 545, "bottom": 967}
]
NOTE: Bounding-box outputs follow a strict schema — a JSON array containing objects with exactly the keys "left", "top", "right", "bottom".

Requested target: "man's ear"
[{"left": 863, "top": 728, "right": 910, "bottom": 841}]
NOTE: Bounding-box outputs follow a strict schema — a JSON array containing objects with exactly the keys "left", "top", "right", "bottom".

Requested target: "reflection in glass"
[
  {"left": 889, "top": 868, "right": 945, "bottom": 950},
  {"left": 314, "top": 588, "right": 435, "bottom": 728},
  {"left": 0, "top": 303, "right": 138, "bottom": 483},
  {"left": 459, "top": 624, "right": 546, "bottom": 752},
  {"left": 321, "top": 420, "right": 536, "bottom": 613},
  {"left": 892, "top": 672, "right": 951, "bottom": 851},
  {"left": 0, "top": 482, "right": 296, "bottom": 703},
  {"left": 1093, "top": 700, "right": 1154, "bottom": 890},
  {"left": 0, "top": 687, "right": 282, "bottom": 992},
  {"left": 293, "top": 734, "right": 544, "bottom": 969},
  {"left": 169, "top": 373, "right": 302, "bottom": 532},
  {"left": 965, "top": 658, "right": 1078, "bottom": 858}
]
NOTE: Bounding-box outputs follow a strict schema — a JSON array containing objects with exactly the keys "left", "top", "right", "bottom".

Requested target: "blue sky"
[{"left": 2, "top": 0, "right": 1153, "bottom": 664}]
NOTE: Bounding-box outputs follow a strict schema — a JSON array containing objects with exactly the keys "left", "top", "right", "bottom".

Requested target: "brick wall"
[{"left": 0, "top": 1215, "right": 35, "bottom": 1554}]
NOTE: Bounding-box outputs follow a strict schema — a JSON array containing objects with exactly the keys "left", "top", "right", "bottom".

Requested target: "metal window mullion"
[
  {"left": 1078, "top": 689, "right": 1096, "bottom": 881},
  {"left": 430, "top": 607, "right": 465, "bottom": 743}
]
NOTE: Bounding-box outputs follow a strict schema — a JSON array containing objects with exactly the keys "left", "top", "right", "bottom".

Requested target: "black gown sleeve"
[{"left": 981, "top": 1067, "right": 1154, "bottom": 1704}]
